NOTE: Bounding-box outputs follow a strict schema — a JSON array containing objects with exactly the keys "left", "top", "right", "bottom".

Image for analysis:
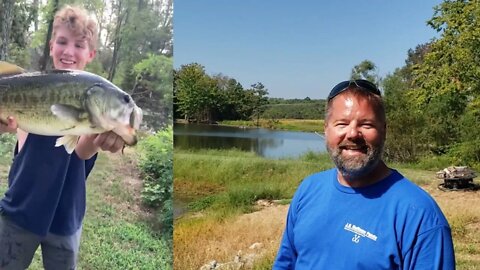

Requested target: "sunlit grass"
[{"left": 174, "top": 148, "right": 480, "bottom": 270}]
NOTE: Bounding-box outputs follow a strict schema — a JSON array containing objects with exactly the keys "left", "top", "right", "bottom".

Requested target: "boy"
[{"left": 0, "top": 5, "right": 125, "bottom": 269}]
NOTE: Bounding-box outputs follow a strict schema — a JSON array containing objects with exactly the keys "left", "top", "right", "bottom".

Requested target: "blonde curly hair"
[{"left": 52, "top": 5, "right": 98, "bottom": 50}]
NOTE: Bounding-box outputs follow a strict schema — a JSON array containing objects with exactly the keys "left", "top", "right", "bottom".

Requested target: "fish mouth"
[
  {"left": 112, "top": 125, "right": 138, "bottom": 146},
  {"left": 130, "top": 106, "right": 143, "bottom": 130},
  {"left": 126, "top": 135, "right": 138, "bottom": 146}
]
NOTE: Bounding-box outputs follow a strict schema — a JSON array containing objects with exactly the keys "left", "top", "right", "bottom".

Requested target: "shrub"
[
  {"left": 0, "top": 133, "right": 16, "bottom": 159},
  {"left": 138, "top": 127, "right": 173, "bottom": 234}
]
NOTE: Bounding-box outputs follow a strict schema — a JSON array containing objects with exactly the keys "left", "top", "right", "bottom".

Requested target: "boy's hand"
[
  {"left": 92, "top": 131, "right": 125, "bottom": 153},
  {"left": 0, "top": 116, "right": 18, "bottom": 134}
]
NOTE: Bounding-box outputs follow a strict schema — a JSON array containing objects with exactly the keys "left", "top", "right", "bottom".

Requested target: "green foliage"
[
  {"left": 174, "top": 63, "right": 220, "bottom": 122},
  {"left": 262, "top": 101, "right": 325, "bottom": 119},
  {"left": 113, "top": 0, "right": 173, "bottom": 91},
  {"left": 138, "top": 127, "right": 173, "bottom": 235},
  {"left": 0, "top": 133, "right": 15, "bottom": 161},
  {"left": 376, "top": 1, "right": 480, "bottom": 166},
  {"left": 132, "top": 54, "right": 173, "bottom": 129},
  {"left": 383, "top": 69, "right": 429, "bottom": 162},
  {"left": 174, "top": 64, "right": 269, "bottom": 123},
  {"left": 351, "top": 59, "right": 380, "bottom": 85}
]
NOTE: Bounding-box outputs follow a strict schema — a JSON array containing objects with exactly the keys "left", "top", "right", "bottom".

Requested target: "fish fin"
[
  {"left": 51, "top": 104, "right": 87, "bottom": 122},
  {"left": 55, "top": 135, "right": 79, "bottom": 154},
  {"left": 0, "top": 61, "right": 24, "bottom": 75}
]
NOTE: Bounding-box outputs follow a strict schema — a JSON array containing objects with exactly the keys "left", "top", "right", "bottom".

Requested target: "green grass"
[
  {"left": 0, "top": 149, "right": 172, "bottom": 269},
  {"left": 219, "top": 119, "right": 324, "bottom": 132},
  {"left": 174, "top": 149, "right": 448, "bottom": 218},
  {"left": 174, "top": 149, "right": 332, "bottom": 218},
  {"left": 176, "top": 150, "right": 331, "bottom": 220}
]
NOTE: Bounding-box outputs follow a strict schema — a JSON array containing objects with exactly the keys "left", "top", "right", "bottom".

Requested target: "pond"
[{"left": 174, "top": 123, "right": 326, "bottom": 159}]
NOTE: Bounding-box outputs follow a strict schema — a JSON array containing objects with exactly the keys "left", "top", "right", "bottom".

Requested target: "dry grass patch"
[{"left": 174, "top": 204, "right": 288, "bottom": 270}]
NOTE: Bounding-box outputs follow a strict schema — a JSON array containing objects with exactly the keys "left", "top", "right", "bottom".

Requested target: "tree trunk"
[
  {"left": 39, "top": 0, "right": 59, "bottom": 71},
  {"left": 108, "top": 1, "right": 128, "bottom": 81},
  {"left": 0, "top": 0, "right": 15, "bottom": 61},
  {"left": 33, "top": 0, "right": 39, "bottom": 31}
]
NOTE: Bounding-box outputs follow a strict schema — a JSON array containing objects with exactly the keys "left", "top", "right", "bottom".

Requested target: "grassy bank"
[
  {"left": 0, "top": 146, "right": 172, "bottom": 269},
  {"left": 219, "top": 119, "right": 324, "bottom": 133},
  {"left": 174, "top": 149, "right": 480, "bottom": 270}
]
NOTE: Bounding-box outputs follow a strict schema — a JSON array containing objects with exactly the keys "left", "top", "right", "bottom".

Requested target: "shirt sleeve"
[
  {"left": 403, "top": 225, "right": 456, "bottom": 270},
  {"left": 273, "top": 188, "right": 301, "bottom": 270},
  {"left": 84, "top": 153, "right": 98, "bottom": 179}
]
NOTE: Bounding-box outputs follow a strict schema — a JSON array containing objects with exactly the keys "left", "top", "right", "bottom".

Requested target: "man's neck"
[{"left": 337, "top": 162, "right": 391, "bottom": 188}]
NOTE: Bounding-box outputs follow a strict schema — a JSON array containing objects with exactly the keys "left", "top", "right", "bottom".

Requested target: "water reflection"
[{"left": 174, "top": 123, "right": 326, "bottom": 159}]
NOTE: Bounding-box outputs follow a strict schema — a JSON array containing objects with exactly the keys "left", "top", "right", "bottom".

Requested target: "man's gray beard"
[{"left": 327, "top": 142, "right": 384, "bottom": 179}]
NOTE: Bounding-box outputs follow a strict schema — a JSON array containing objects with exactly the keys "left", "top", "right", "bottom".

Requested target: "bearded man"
[{"left": 273, "top": 80, "right": 455, "bottom": 270}]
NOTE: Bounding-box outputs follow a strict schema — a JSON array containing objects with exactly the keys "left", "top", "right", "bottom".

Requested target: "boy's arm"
[{"left": 75, "top": 131, "right": 125, "bottom": 160}]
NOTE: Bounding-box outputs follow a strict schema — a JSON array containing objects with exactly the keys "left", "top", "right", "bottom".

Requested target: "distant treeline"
[
  {"left": 262, "top": 98, "right": 326, "bottom": 119},
  {"left": 174, "top": 64, "right": 325, "bottom": 122},
  {"left": 174, "top": 63, "right": 269, "bottom": 123}
]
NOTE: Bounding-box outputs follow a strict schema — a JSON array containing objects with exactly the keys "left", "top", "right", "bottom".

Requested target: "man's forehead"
[
  {"left": 330, "top": 93, "right": 373, "bottom": 108},
  {"left": 327, "top": 93, "right": 382, "bottom": 120}
]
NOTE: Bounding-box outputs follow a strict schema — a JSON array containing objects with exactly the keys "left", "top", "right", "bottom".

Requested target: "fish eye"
[{"left": 123, "top": 94, "right": 131, "bottom": 103}]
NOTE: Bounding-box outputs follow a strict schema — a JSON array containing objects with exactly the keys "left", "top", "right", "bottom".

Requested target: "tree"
[
  {"left": 39, "top": 0, "right": 59, "bottom": 70},
  {"left": 175, "top": 63, "right": 205, "bottom": 122},
  {"left": 411, "top": 0, "right": 480, "bottom": 162},
  {"left": 107, "top": 0, "right": 128, "bottom": 81},
  {"left": 350, "top": 60, "right": 380, "bottom": 85},
  {"left": 132, "top": 54, "right": 173, "bottom": 129},
  {"left": 0, "top": 0, "right": 15, "bottom": 60},
  {"left": 246, "top": 82, "right": 269, "bottom": 126}
]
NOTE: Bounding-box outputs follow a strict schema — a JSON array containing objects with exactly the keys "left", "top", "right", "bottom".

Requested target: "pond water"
[{"left": 174, "top": 123, "right": 326, "bottom": 159}]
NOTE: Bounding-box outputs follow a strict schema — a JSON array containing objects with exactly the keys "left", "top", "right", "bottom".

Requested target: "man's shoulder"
[
  {"left": 302, "top": 168, "right": 336, "bottom": 184},
  {"left": 389, "top": 170, "right": 449, "bottom": 226},
  {"left": 389, "top": 170, "right": 436, "bottom": 202},
  {"left": 295, "top": 168, "right": 336, "bottom": 194}
]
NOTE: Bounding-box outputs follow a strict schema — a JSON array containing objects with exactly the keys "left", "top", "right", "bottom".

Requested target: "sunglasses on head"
[{"left": 327, "top": 79, "right": 381, "bottom": 101}]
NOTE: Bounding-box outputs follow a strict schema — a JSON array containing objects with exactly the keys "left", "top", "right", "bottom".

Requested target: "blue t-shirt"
[
  {"left": 273, "top": 168, "right": 455, "bottom": 270},
  {"left": 0, "top": 134, "right": 96, "bottom": 237}
]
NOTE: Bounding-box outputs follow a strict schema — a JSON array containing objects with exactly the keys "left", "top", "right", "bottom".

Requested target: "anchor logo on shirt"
[
  {"left": 352, "top": 234, "right": 361, "bottom": 243},
  {"left": 344, "top": 223, "right": 378, "bottom": 244}
]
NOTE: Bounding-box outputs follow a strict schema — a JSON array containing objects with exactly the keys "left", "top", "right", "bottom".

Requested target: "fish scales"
[{"left": 0, "top": 71, "right": 108, "bottom": 136}]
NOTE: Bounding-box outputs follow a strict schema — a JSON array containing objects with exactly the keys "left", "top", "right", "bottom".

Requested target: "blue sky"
[{"left": 174, "top": 0, "right": 443, "bottom": 99}]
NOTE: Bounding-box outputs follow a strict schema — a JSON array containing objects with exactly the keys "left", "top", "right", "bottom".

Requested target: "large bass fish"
[{"left": 0, "top": 61, "right": 143, "bottom": 154}]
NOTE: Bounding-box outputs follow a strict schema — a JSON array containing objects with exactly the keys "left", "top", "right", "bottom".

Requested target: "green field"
[{"left": 219, "top": 119, "right": 324, "bottom": 133}]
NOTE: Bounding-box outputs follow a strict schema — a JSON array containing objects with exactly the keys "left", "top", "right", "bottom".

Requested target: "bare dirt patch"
[{"left": 101, "top": 150, "right": 153, "bottom": 220}]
